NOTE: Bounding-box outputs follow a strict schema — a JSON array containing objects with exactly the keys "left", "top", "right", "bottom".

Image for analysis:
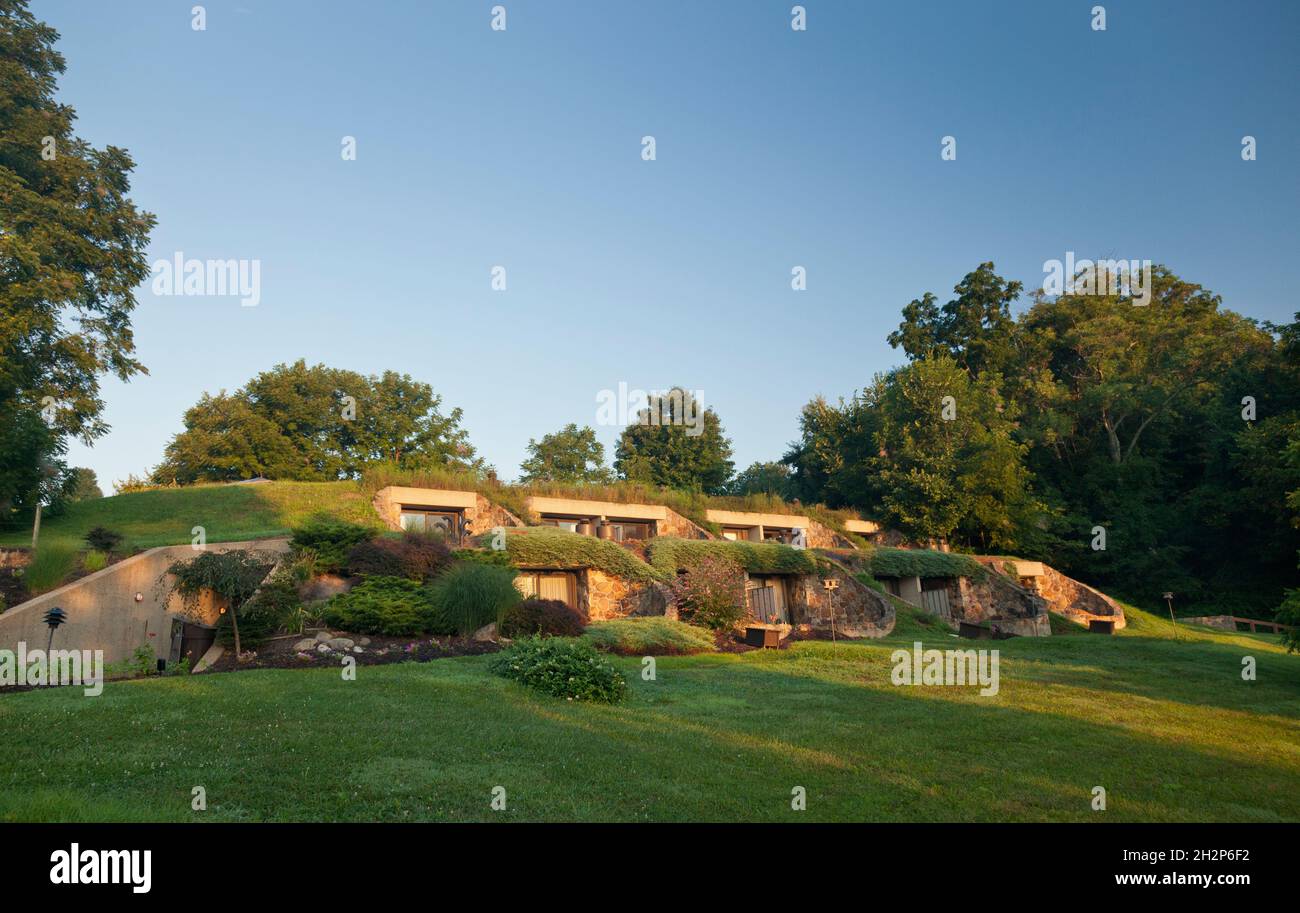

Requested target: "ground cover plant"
[
  {"left": 584, "top": 616, "right": 715, "bottom": 655},
  {"left": 491, "top": 526, "right": 663, "bottom": 582}
]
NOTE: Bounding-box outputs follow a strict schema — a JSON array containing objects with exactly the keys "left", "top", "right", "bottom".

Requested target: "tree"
[
  {"left": 887, "top": 262, "right": 1022, "bottom": 377},
  {"left": 62, "top": 468, "right": 102, "bottom": 501},
  {"left": 727, "top": 461, "right": 794, "bottom": 499},
  {"left": 0, "top": 0, "right": 155, "bottom": 520},
  {"left": 162, "top": 550, "right": 277, "bottom": 657},
  {"left": 613, "top": 388, "right": 734, "bottom": 494},
  {"left": 153, "top": 361, "right": 482, "bottom": 483},
  {"left": 871, "top": 356, "right": 1042, "bottom": 549},
  {"left": 518, "top": 424, "right": 611, "bottom": 484}
]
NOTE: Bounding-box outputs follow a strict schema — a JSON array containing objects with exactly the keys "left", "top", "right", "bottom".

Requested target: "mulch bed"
[{"left": 206, "top": 630, "right": 500, "bottom": 674}]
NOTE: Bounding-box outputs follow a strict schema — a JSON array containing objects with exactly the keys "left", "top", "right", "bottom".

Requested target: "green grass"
[
  {"left": 647, "top": 536, "right": 819, "bottom": 576},
  {"left": 868, "top": 547, "right": 987, "bottom": 579},
  {"left": 494, "top": 526, "right": 664, "bottom": 582},
  {"left": 585, "top": 617, "right": 717, "bottom": 655},
  {"left": 2, "top": 602, "right": 1296, "bottom": 823},
  {"left": 1, "top": 481, "right": 378, "bottom": 553}
]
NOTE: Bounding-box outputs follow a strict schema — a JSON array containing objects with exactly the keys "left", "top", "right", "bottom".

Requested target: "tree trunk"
[{"left": 229, "top": 605, "right": 242, "bottom": 657}]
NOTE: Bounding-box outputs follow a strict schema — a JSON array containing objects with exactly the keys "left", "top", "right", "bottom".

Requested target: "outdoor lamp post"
[
  {"left": 42, "top": 606, "right": 67, "bottom": 653},
  {"left": 1163, "top": 592, "right": 1177, "bottom": 639},
  {"left": 822, "top": 578, "right": 840, "bottom": 642}
]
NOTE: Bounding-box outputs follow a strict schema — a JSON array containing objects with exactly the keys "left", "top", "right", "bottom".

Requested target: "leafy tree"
[
  {"left": 887, "top": 262, "right": 1023, "bottom": 377},
  {"left": 727, "top": 461, "right": 794, "bottom": 499},
  {"left": 518, "top": 424, "right": 612, "bottom": 484},
  {"left": 63, "top": 468, "right": 102, "bottom": 501},
  {"left": 0, "top": 0, "right": 155, "bottom": 519},
  {"left": 614, "top": 388, "right": 734, "bottom": 494},
  {"left": 870, "top": 356, "right": 1043, "bottom": 549},
  {"left": 162, "top": 550, "right": 277, "bottom": 657},
  {"left": 153, "top": 361, "right": 481, "bottom": 483}
]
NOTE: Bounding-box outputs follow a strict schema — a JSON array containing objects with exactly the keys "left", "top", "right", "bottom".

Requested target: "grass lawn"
[
  {"left": 0, "top": 481, "right": 377, "bottom": 554},
  {"left": 2, "top": 603, "right": 1296, "bottom": 823}
]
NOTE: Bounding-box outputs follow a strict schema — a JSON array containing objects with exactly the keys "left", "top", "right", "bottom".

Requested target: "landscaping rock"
[
  {"left": 473, "top": 623, "right": 498, "bottom": 643},
  {"left": 314, "top": 630, "right": 331, "bottom": 642},
  {"left": 353, "top": 646, "right": 364, "bottom": 654},
  {"left": 300, "top": 574, "right": 354, "bottom": 602},
  {"left": 316, "top": 643, "right": 333, "bottom": 654},
  {"left": 327, "top": 637, "right": 355, "bottom": 651},
  {"left": 293, "top": 638, "right": 317, "bottom": 652},
  {"left": 358, "top": 637, "right": 371, "bottom": 646}
]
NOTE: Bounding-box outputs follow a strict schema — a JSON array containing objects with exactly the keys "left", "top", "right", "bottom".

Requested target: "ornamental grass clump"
[{"left": 489, "top": 637, "right": 627, "bottom": 703}]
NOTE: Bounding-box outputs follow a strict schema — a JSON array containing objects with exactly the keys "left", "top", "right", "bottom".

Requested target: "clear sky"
[{"left": 39, "top": 0, "right": 1300, "bottom": 488}]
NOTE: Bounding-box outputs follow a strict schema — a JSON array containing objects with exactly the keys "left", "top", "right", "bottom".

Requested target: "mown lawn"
[
  {"left": 2, "top": 604, "right": 1296, "bottom": 823},
  {"left": 0, "top": 481, "right": 376, "bottom": 553}
]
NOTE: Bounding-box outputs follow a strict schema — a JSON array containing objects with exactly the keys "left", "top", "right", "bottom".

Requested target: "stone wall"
[
  {"left": 805, "top": 520, "right": 857, "bottom": 550},
  {"left": 0, "top": 548, "right": 31, "bottom": 570},
  {"left": 953, "top": 573, "right": 1051, "bottom": 637},
  {"left": 789, "top": 566, "right": 895, "bottom": 639},
  {"left": 580, "top": 569, "right": 669, "bottom": 622},
  {"left": 658, "top": 508, "right": 712, "bottom": 540},
  {"left": 971, "top": 556, "right": 1126, "bottom": 631}
]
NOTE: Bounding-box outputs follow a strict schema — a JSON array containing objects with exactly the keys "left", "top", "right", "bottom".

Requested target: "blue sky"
[{"left": 40, "top": 0, "right": 1300, "bottom": 488}]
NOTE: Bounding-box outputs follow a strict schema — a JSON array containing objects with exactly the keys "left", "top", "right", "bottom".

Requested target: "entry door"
[{"left": 920, "top": 584, "right": 951, "bottom": 619}]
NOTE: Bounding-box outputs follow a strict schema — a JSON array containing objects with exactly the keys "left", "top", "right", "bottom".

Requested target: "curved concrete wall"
[{"left": 0, "top": 538, "right": 290, "bottom": 665}]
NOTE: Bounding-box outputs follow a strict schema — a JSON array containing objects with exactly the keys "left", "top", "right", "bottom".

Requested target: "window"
[
  {"left": 541, "top": 518, "right": 580, "bottom": 533},
  {"left": 514, "top": 572, "right": 577, "bottom": 609},
  {"left": 607, "top": 521, "right": 651, "bottom": 542},
  {"left": 399, "top": 508, "right": 461, "bottom": 544}
]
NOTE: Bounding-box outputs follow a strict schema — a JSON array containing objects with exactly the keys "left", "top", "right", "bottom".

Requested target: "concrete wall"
[
  {"left": 0, "top": 538, "right": 290, "bottom": 665},
  {"left": 371, "top": 486, "right": 524, "bottom": 539}
]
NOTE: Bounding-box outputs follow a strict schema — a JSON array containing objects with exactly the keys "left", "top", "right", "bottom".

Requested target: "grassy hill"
[
  {"left": 1, "top": 481, "right": 378, "bottom": 553},
  {"left": 2, "top": 602, "right": 1296, "bottom": 823}
]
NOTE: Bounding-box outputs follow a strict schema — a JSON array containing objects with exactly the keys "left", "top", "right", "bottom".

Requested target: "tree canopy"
[
  {"left": 152, "top": 361, "right": 482, "bottom": 484},
  {"left": 613, "top": 388, "right": 734, "bottom": 495},
  {"left": 0, "top": 0, "right": 154, "bottom": 523},
  {"left": 519, "top": 424, "right": 612, "bottom": 484}
]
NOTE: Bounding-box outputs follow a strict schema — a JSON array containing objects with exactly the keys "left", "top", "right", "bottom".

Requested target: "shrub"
[
  {"left": 322, "top": 576, "right": 447, "bottom": 635},
  {"left": 84, "top": 526, "right": 124, "bottom": 552},
  {"left": 22, "top": 544, "right": 79, "bottom": 594},
  {"left": 290, "top": 514, "right": 376, "bottom": 573},
  {"left": 585, "top": 617, "right": 715, "bottom": 655},
  {"left": 163, "top": 549, "right": 278, "bottom": 655},
  {"left": 82, "top": 550, "right": 109, "bottom": 573},
  {"left": 489, "top": 637, "right": 627, "bottom": 703},
  {"left": 347, "top": 530, "right": 453, "bottom": 580},
  {"left": 669, "top": 555, "right": 747, "bottom": 630},
  {"left": 869, "top": 547, "right": 985, "bottom": 579},
  {"left": 346, "top": 537, "right": 411, "bottom": 578},
  {"left": 425, "top": 562, "right": 521, "bottom": 635},
  {"left": 500, "top": 598, "right": 585, "bottom": 638}
]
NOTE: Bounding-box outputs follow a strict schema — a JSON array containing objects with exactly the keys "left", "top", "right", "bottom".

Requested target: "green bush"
[
  {"left": 500, "top": 597, "right": 586, "bottom": 638},
  {"left": 585, "top": 617, "right": 715, "bottom": 655},
  {"left": 290, "top": 514, "right": 376, "bottom": 573},
  {"left": 425, "top": 562, "right": 521, "bottom": 635},
  {"left": 489, "top": 637, "right": 627, "bottom": 703},
  {"left": 322, "top": 576, "right": 447, "bottom": 636},
  {"left": 82, "top": 550, "right": 108, "bottom": 573}
]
